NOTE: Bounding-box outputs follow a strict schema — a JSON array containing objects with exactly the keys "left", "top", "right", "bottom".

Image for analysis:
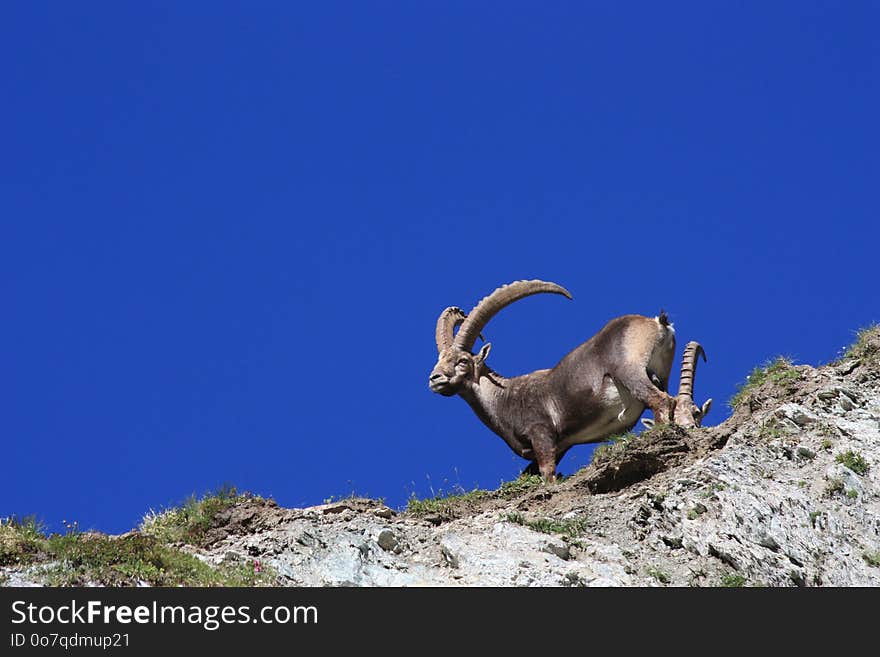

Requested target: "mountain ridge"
[{"left": 3, "top": 326, "right": 879, "bottom": 587}]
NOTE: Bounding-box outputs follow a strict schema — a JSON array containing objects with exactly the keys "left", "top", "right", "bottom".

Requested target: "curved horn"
[
  {"left": 678, "top": 341, "right": 707, "bottom": 401},
  {"left": 453, "top": 280, "right": 572, "bottom": 351},
  {"left": 435, "top": 307, "right": 467, "bottom": 353}
]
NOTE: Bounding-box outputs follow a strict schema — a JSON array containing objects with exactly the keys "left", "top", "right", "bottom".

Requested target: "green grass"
[
  {"left": 407, "top": 474, "right": 545, "bottom": 516},
  {"left": 43, "top": 533, "right": 273, "bottom": 586},
  {"left": 838, "top": 324, "right": 880, "bottom": 362},
  {"left": 820, "top": 438, "right": 834, "bottom": 451},
  {"left": 863, "top": 551, "right": 880, "bottom": 568},
  {"left": 0, "top": 516, "right": 46, "bottom": 567},
  {"left": 1, "top": 513, "right": 275, "bottom": 586},
  {"left": 758, "top": 418, "right": 785, "bottom": 441},
  {"left": 729, "top": 357, "right": 801, "bottom": 409},
  {"left": 498, "top": 475, "right": 544, "bottom": 496},
  {"left": 835, "top": 450, "right": 870, "bottom": 476},
  {"left": 503, "top": 513, "right": 589, "bottom": 539},
  {"left": 140, "top": 485, "right": 258, "bottom": 546},
  {"left": 406, "top": 487, "right": 489, "bottom": 516},
  {"left": 592, "top": 431, "right": 637, "bottom": 461},
  {"left": 720, "top": 573, "right": 747, "bottom": 587},
  {"left": 646, "top": 567, "right": 671, "bottom": 584},
  {"left": 323, "top": 492, "right": 386, "bottom": 505}
]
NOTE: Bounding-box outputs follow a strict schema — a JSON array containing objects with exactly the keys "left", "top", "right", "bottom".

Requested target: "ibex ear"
[{"left": 475, "top": 343, "right": 492, "bottom": 366}]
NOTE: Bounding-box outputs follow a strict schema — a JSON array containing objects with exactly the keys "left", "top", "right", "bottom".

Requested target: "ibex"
[{"left": 429, "top": 280, "right": 711, "bottom": 482}]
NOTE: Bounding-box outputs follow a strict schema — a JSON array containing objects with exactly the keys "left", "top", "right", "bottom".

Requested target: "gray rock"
[
  {"left": 797, "top": 446, "right": 816, "bottom": 460},
  {"left": 824, "top": 463, "right": 863, "bottom": 498},
  {"left": 542, "top": 540, "right": 571, "bottom": 561},
  {"left": 376, "top": 529, "right": 399, "bottom": 552},
  {"left": 775, "top": 403, "right": 818, "bottom": 427}
]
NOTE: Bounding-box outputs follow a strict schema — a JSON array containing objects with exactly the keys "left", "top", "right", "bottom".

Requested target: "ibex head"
[
  {"left": 671, "top": 341, "right": 713, "bottom": 427},
  {"left": 429, "top": 280, "right": 572, "bottom": 396}
]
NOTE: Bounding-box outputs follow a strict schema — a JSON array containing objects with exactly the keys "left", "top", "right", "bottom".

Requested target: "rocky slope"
[{"left": 4, "top": 328, "right": 880, "bottom": 586}]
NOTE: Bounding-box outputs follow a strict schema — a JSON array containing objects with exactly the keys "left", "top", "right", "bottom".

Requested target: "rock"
[
  {"left": 835, "top": 360, "right": 861, "bottom": 376},
  {"left": 796, "top": 446, "right": 816, "bottom": 460},
  {"left": 824, "top": 463, "right": 863, "bottom": 498},
  {"left": 376, "top": 529, "right": 399, "bottom": 552},
  {"left": 817, "top": 389, "right": 838, "bottom": 402},
  {"left": 542, "top": 540, "right": 571, "bottom": 561},
  {"left": 439, "top": 538, "right": 460, "bottom": 569},
  {"left": 775, "top": 403, "right": 817, "bottom": 427}
]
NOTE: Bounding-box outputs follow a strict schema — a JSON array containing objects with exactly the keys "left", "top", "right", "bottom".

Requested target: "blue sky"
[{"left": 2, "top": 3, "right": 877, "bottom": 534}]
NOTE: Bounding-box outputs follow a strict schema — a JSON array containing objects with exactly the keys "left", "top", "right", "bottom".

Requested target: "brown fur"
[{"left": 430, "top": 313, "right": 677, "bottom": 481}]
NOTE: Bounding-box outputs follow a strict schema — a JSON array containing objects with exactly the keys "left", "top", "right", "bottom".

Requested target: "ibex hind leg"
[
  {"left": 615, "top": 365, "right": 676, "bottom": 425},
  {"left": 521, "top": 444, "right": 573, "bottom": 478}
]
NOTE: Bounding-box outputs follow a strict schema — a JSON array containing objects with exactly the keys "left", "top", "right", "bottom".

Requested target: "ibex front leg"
[
  {"left": 616, "top": 365, "right": 676, "bottom": 425},
  {"left": 525, "top": 425, "right": 559, "bottom": 483}
]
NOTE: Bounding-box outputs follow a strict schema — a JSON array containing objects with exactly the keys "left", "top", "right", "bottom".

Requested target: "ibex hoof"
[{"left": 541, "top": 472, "right": 559, "bottom": 484}]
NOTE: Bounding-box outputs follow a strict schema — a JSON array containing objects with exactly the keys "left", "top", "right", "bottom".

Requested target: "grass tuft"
[
  {"left": 824, "top": 478, "right": 845, "bottom": 497},
  {"left": 835, "top": 450, "right": 870, "bottom": 476},
  {"left": 407, "top": 473, "right": 546, "bottom": 517},
  {"left": 503, "top": 513, "right": 588, "bottom": 539},
  {"left": 1, "top": 509, "right": 276, "bottom": 586},
  {"left": 43, "top": 533, "right": 273, "bottom": 586},
  {"left": 838, "top": 324, "right": 880, "bottom": 362},
  {"left": 498, "top": 475, "right": 544, "bottom": 496},
  {"left": 729, "top": 357, "right": 800, "bottom": 409},
  {"left": 591, "top": 432, "right": 637, "bottom": 461},
  {"left": 0, "top": 516, "right": 46, "bottom": 567},
  {"left": 406, "top": 487, "right": 488, "bottom": 516},
  {"left": 140, "top": 485, "right": 258, "bottom": 547},
  {"left": 720, "top": 573, "right": 747, "bottom": 587},
  {"left": 646, "top": 567, "right": 671, "bottom": 584}
]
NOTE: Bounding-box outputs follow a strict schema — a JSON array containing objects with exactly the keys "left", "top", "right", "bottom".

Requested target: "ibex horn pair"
[{"left": 434, "top": 280, "right": 572, "bottom": 353}]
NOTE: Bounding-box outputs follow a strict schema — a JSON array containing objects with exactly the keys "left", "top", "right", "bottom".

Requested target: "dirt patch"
[
  {"left": 578, "top": 424, "right": 732, "bottom": 494},
  {"left": 394, "top": 424, "right": 733, "bottom": 526},
  {"left": 201, "top": 498, "right": 287, "bottom": 547}
]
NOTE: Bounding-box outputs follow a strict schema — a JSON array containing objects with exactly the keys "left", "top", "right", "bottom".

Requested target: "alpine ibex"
[{"left": 429, "top": 280, "right": 711, "bottom": 481}]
